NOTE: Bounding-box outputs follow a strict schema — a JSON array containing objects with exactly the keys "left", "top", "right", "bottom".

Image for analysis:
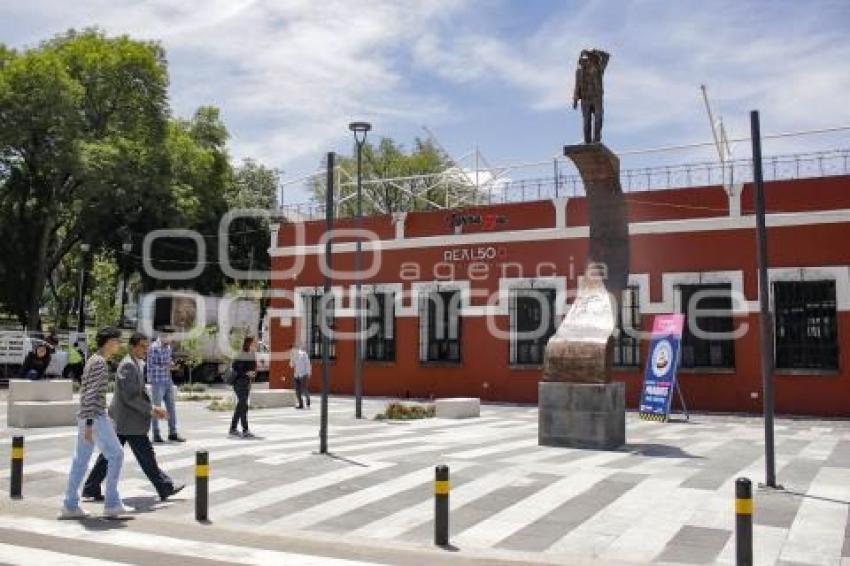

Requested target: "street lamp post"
[
  {"left": 119, "top": 237, "right": 132, "bottom": 327},
  {"left": 77, "top": 243, "right": 91, "bottom": 333},
  {"left": 349, "top": 121, "right": 371, "bottom": 420}
]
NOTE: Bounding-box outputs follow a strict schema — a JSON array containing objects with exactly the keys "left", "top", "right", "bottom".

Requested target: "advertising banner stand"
[{"left": 639, "top": 314, "right": 689, "bottom": 423}]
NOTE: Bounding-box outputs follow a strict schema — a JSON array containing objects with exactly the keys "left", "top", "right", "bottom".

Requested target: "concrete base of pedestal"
[{"left": 538, "top": 381, "right": 625, "bottom": 450}]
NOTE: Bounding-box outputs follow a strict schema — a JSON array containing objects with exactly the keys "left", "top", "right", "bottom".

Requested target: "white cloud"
[{"left": 1, "top": 0, "right": 466, "bottom": 169}]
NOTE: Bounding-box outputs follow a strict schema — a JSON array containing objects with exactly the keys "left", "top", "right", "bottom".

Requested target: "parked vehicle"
[
  {"left": 137, "top": 293, "right": 264, "bottom": 384},
  {"left": 0, "top": 331, "right": 86, "bottom": 383}
]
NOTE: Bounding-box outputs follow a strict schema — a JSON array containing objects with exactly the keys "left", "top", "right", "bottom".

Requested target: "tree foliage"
[
  {"left": 310, "top": 137, "right": 475, "bottom": 217},
  {"left": 0, "top": 29, "right": 277, "bottom": 329}
]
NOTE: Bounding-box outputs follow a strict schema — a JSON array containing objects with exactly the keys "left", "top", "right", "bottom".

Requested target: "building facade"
[{"left": 269, "top": 172, "right": 850, "bottom": 417}]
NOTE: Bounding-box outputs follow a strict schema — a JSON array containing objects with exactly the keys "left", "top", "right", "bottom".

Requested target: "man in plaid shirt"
[{"left": 146, "top": 330, "right": 185, "bottom": 443}]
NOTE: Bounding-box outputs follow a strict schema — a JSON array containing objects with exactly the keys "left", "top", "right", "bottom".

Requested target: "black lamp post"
[
  {"left": 119, "top": 237, "right": 132, "bottom": 328},
  {"left": 349, "top": 121, "right": 371, "bottom": 420},
  {"left": 77, "top": 243, "right": 91, "bottom": 333}
]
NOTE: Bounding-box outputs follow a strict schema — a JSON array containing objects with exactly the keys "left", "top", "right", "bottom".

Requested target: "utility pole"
[
  {"left": 751, "top": 110, "right": 777, "bottom": 489},
  {"left": 320, "top": 152, "right": 335, "bottom": 454}
]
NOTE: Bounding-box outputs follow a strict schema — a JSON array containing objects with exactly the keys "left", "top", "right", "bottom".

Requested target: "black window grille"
[
  {"left": 774, "top": 280, "right": 838, "bottom": 371},
  {"left": 614, "top": 285, "right": 641, "bottom": 367},
  {"left": 305, "top": 290, "right": 335, "bottom": 360},
  {"left": 365, "top": 291, "right": 395, "bottom": 362},
  {"left": 423, "top": 290, "right": 461, "bottom": 362},
  {"left": 510, "top": 288, "right": 556, "bottom": 365},
  {"left": 679, "top": 283, "right": 735, "bottom": 369}
]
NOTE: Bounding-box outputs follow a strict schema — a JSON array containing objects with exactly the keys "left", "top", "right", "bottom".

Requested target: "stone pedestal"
[{"left": 538, "top": 381, "right": 625, "bottom": 449}]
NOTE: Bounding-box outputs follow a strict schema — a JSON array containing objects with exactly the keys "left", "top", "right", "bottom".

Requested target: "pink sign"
[{"left": 652, "top": 314, "right": 685, "bottom": 336}]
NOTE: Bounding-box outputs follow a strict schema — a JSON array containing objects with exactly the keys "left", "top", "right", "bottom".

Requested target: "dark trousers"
[
  {"left": 295, "top": 377, "right": 311, "bottom": 408},
  {"left": 581, "top": 98, "right": 604, "bottom": 143},
  {"left": 84, "top": 434, "right": 174, "bottom": 498},
  {"left": 230, "top": 385, "right": 250, "bottom": 431}
]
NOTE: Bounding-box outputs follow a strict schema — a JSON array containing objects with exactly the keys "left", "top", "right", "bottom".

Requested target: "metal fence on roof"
[{"left": 279, "top": 148, "right": 850, "bottom": 221}]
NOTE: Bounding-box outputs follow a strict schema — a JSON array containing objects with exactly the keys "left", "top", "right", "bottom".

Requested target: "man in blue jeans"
[
  {"left": 146, "top": 330, "right": 185, "bottom": 443},
  {"left": 59, "top": 326, "right": 126, "bottom": 519}
]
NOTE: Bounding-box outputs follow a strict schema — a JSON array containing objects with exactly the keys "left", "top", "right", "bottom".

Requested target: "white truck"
[
  {"left": 136, "top": 293, "right": 267, "bottom": 383},
  {"left": 0, "top": 331, "right": 86, "bottom": 382}
]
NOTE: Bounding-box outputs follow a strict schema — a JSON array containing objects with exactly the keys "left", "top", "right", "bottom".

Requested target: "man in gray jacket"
[{"left": 82, "top": 333, "right": 184, "bottom": 502}]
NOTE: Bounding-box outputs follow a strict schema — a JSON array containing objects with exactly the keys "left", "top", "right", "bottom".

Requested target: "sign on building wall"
[{"left": 638, "top": 314, "right": 685, "bottom": 422}]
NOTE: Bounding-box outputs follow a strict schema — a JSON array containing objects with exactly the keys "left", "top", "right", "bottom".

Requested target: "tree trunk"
[{"left": 27, "top": 209, "right": 58, "bottom": 331}]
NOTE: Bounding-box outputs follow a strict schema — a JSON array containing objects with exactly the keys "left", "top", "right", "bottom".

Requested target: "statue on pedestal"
[
  {"left": 572, "top": 48, "right": 610, "bottom": 144},
  {"left": 538, "top": 49, "right": 628, "bottom": 450}
]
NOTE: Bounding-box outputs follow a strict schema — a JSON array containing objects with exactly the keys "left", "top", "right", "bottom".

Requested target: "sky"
[{"left": 1, "top": 0, "right": 849, "bottom": 204}]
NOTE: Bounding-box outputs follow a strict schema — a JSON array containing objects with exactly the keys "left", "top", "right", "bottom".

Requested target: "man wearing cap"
[{"left": 59, "top": 326, "right": 126, "bottom": 519}]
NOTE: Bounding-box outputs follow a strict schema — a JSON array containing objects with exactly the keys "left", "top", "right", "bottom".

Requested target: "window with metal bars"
[
  {"left": 510, "top": 288, "right": 556, "bottom": 365},
  {"left": 614, "top": 286, "right": 641, "bottom": 367},
  {"left": 421, "top": 290, "right": 461, "bottom": 362},
  {"left": 678, "top": 283, "right": 735, "bottom": 369},
  {"left": 774, "top": 280, "right": 838, "bottom": 371},
  {"left": 304, "top": 290, "right": 335, "bottom": 360},
  {"left": 365, "top": 291, "right": 395, "bottom": 362}
]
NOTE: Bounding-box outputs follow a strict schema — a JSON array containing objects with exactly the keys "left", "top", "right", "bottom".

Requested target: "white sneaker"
[
  {"left": 103, "top": 504, "right": 129, "bottom": 518},
  {"left": 58, "top": 506, "right": 89, "bottom": 520}
]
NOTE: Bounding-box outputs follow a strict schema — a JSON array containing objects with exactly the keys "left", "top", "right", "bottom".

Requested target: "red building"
[{"left": 268, "top": 163, "right": 850, "bottom": 417}]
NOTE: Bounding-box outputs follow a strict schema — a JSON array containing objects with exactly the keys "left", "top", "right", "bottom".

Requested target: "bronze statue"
[{"left": 572, "top": 49, "right": 610, "bottom": 144}]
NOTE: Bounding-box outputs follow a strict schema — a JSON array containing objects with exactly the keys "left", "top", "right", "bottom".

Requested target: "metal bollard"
[
  {"left": 10, "top": 436, "right": 23, "bottom": 499},
  {"left": 736, "top": 477, "right": 753, "bottom": 566},
  {"left": 434, "top": 464, "right": 450, "bottom": 546},
  {"left": 195, "top": 451, "right": 209, "bottom": 522}
]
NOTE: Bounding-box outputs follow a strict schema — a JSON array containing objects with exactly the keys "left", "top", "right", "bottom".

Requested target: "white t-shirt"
[{"left": 290, "top": 349, "right": 311, "bottom": 378}]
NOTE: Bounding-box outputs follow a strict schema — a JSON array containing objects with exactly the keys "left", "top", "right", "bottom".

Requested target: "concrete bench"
[
  {"left": 250, "top": 389, "right": 297, "bottom": 408},
  {"left": 7, "top": 379, "right": 76, "bottom": 428},
  {"left": 8, "top": 401, "right": 78, "bottom": 428},
  {"left": 435, "top": 397, "right": 480, "bottom": 419}
]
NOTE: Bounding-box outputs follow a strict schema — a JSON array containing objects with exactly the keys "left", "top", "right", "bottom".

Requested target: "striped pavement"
[{"left": 1, "top": 395, "right": 850, "bottom": 564}]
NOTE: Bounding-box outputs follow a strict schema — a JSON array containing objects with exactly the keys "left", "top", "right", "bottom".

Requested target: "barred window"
[
  {"left": 774, "top": 280, "right": 838, "bottom": 371},
  {"left": 679, "top": 283, "right": 735, "bottom": 369},
  {"left": 510, "top": 288, "right": 556, "bottom": 365},
  {"left": 419, "top": 290, "right": 461, "bottom": 363},
  {"left": 614, "top": 286, "right": 641, "bottom": 367},
  {"left": 304, "top": 290, "right": 335, "bottom": 360},
  {"left": 365, "top": 291, "right": 395, "bottom": 362}
]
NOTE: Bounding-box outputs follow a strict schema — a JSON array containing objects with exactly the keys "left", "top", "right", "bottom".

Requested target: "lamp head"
[{"left": 348, "top": 121, "right": 372, "bottom": 144}]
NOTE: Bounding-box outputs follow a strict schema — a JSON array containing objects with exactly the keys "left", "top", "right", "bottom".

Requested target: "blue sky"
[{"left": 2, "top": 0, "right": 849, "bottom": 203}]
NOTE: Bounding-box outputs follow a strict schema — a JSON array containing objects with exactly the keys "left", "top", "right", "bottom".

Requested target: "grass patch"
[
  {"left": 205, "top": 398, "right": 263, "bottom": 412},
  {"left": 179, "top": 383, "right": 208, "bottom": 393},
  {"left": 374, "top": 401, "right": 435, "bottom": 421},
  {"left": 177, "top": 393, "right": 222, "bottom": 402}
]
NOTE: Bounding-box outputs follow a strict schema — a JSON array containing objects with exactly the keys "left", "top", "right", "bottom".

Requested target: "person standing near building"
[
  {"left": 146, "top": 330, "right": 185, "bottom": 443},
  {"left": 59, "top": 326, "right": 126, "bottom": 519},
  {"left": 229, "top": 336, "right": 257, "bottom": 439},
  {"left": 83, "top": 333, "right": 185, "bottom": 502},
  {"left": 289, "top": 343, "right": 311, "bottom": 409}
]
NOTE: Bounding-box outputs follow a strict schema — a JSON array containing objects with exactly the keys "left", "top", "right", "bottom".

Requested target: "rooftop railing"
[{"left": 279, "top": 148, "right": 850, "bottom": 222}]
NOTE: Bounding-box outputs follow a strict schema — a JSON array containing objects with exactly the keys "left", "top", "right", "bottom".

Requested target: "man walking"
[
  {"left": 146, "top": 329, "right": 185, "bottom": 443},
  {"left": 59, "top": 326, "right": 125, "bottom": 519},
  {"left": 83, "top": 333, "right": 185, "bottom": 502},
  {"left": 290, "top": 343, "right": 311, "bottom": 409}
]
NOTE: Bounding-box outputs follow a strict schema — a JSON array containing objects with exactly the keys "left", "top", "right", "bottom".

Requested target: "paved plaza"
[{"left": 1, "top": 391, "right": 849, "bottom": 565}]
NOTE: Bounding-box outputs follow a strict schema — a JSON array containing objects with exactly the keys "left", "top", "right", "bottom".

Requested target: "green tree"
[
  {"left": 87, "top": 251, "right": 120, "bottom": 328},
  {"left": 310, "top": 137, "right": 473, "bottom": 216},
  {"left": 0, "top": 29, "right": 170, "bottom": 328}
]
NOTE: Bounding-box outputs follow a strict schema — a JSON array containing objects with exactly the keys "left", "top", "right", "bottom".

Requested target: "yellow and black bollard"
[
  {"left": 10, "top": 436, "right": 23, "bottom": 499},
  {"left": 195, "top": 450, "right": 209, "bottom": 522},
  {"left": 434, "top": 464, "right": 450, "bottom": 547},
  {"left": 735, "top": 477, "right": 753, "bottom": 566}
]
